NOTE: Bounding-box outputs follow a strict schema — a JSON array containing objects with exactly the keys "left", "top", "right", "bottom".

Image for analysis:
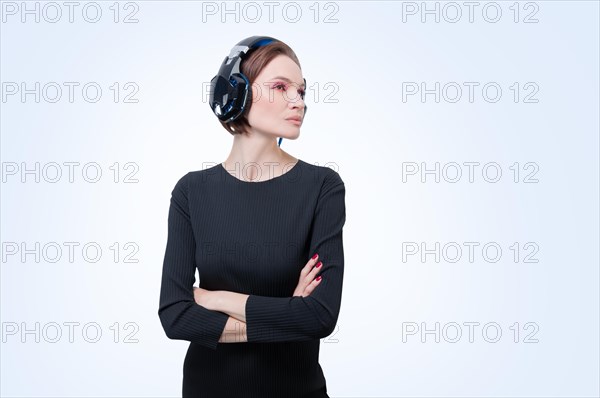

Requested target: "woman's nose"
[{"left": 288, "top": 93, "right": 305, "bottom": 109}]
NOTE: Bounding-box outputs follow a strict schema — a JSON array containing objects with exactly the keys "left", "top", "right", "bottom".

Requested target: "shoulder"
[
  {"left": 174, "top": 164, "right": 222, "bottom": 189},
  {"left": 301, "top": 160, "right": 345, "bottom": 194},
  {"left": 305, "top": 160, "right": 343, "bottom": 180},
  {"left": 168, "top": 167, "right": 215, "bottom": 207},
  {"left": 169, "top": 172, "right": 192, "bottom": 202}
]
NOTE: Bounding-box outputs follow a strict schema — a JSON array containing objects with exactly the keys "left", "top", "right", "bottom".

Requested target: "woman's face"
[{"left": 247, "top": 55, "right": 306, "bottom": 139}]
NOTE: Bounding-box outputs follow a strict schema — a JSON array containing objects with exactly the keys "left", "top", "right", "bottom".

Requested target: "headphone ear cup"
[
  {"left": 209, "top": 74, "right": 231, "bottom": 118},
  {"left": 210, "top": 73, "right": 250, "bottom": 122},
  {"left": 226, "top": 73, "right": 250, "bottom": 122},
  {"left": 211, "top": 36, "right": 279, "bottom": 122}
]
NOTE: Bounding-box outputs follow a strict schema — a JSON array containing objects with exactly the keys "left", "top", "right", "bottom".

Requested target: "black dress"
[{"left": 158, "top": 159, "right": 346, "bottom": 398}]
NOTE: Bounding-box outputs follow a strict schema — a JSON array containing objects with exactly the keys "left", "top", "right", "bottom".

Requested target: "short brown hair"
[{"left": 218, "top": 39, "right": 302, "bottom": 136}]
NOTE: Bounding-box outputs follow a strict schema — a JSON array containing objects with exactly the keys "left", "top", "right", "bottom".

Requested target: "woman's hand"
[{"left": 293, "top": 254, "right": 323, "bottom": 297}]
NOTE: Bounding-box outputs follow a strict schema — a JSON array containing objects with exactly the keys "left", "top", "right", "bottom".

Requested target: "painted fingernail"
[
  {"left": 316, "top": 262, "right": 322, "bottom": 268},
  {"left": 312, "top": 253, "right": 319, "bottom": 260},
  {"left": 316, "top": 276, "right": 322, "bottom": 281}
]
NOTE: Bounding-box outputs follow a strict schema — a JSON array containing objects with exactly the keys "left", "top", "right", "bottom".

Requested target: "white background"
[{"left": 1, "top": 1, "right": 599, "bottom": 397}]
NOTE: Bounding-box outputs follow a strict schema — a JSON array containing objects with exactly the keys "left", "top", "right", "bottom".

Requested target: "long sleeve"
[
  {"left": 158, "top": 172, "right": 229, "bottom": 351},
  {"left": 244, "top": 169, "right": 346, "bottom": 343}
]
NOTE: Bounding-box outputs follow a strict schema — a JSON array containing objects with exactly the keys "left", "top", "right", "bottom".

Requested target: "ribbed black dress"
[{"left": 158, "top": 159, "right": 346, "bottom": 398}]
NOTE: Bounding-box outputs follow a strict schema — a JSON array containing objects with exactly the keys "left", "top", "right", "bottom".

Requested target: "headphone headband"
[{"left": 219, "top": 36, "right": 277, "bottom": 87}]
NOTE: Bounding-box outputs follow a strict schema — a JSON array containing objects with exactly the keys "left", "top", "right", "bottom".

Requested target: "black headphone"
[{"left": 209, "top": 35, "right": 307, "bottom": 147}]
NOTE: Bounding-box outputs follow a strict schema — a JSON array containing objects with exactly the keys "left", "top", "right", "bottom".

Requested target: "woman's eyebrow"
[{"left": 269, "top": 76, "right": 305, "bottom": 88}]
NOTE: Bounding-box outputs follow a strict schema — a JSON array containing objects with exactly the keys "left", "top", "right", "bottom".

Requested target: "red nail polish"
[
  {"left": 312, "top": 253, "right": 318, "bottom": 260},
  {"left": 316, "top": 276, "right": 322, "bottom": 281},
  {"left": 316, "top": 262, "right": 322, "bottom": 268}
]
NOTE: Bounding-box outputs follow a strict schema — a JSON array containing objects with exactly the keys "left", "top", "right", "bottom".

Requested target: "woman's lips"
[{"left": 287, "top": 119, "right": 301, "bottom": 126}]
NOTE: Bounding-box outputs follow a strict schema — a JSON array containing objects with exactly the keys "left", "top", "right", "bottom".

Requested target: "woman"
[{"left": 158, "top": 36, "right": 346, "bottom": 398}]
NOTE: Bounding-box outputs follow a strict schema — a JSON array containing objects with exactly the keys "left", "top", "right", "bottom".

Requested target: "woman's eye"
[{"left": 273, "top": 83, "right": 305, "bottom": 100}]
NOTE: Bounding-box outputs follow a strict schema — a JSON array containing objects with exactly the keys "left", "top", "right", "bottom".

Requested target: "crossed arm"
[
  {"left": 196, "top": 290, "right": 249, "bottom": 343},
  {"left": 158, "top": 170, "right": 345, "bottom": 350},
  {"left": 194, "top": 252, "right": 325, "bottom": 343}
]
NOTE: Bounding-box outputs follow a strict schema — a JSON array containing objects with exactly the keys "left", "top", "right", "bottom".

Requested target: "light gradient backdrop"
[{"left": 1, "top": 1, "right": 599, "bottom": 397}]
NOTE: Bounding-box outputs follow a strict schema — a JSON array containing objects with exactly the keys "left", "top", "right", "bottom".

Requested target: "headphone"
[{"left": 209, "top": 35, "right": 307, "bottom": 147}]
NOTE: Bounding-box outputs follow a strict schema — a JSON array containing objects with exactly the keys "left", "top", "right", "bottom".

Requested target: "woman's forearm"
[
  {"left": 219, "top": 316, "right": 248, "bottom": 343},
  {"left": 210, "top": 290, "right": 250, "bottom": 323}
]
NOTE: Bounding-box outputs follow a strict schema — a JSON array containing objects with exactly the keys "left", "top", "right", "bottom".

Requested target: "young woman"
[{"left": 158, "top": 36, "right": 346, "bottom": 398}]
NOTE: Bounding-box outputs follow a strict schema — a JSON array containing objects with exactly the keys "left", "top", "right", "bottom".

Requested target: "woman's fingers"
[
  {"left": 307, "top": 261, "right": 322, "bottom": 282},
  {"left": 302, "top": 275, "right": 323, "bottom": 297},
  {"left": 294, "top": 254, "right": 323, "bottom": 297},
  {"left": 302, "top": 257, "right": 323, "bottom": 297},
  {"left": 301, "top": 253, "right": 320, "bottom": 278}
]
